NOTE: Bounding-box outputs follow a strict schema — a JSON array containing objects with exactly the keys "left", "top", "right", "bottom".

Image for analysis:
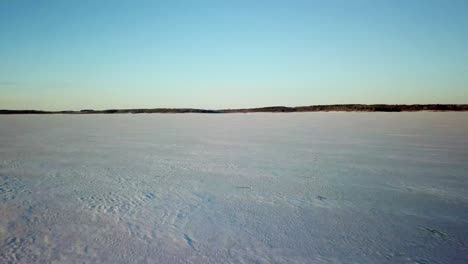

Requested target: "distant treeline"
[
  {"left": 1, "top": 104, "right": 468, "bottom": 114},
  {"left": 224, "top": 104, "right": 468, "bottom": 113}
]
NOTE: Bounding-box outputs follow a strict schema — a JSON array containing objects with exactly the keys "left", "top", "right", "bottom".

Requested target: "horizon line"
[{"left": 2, "top": 104, "right": 468, "bottom": 114}]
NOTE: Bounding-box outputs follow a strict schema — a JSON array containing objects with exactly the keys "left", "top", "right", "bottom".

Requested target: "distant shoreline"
[{"left": 1, "top": 104, "right": 468, "bottom": 114}]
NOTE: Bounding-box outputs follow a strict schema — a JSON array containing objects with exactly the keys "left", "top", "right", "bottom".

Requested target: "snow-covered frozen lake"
[{"left": 1, "top": 113, "right": 467, "bottom": 263}]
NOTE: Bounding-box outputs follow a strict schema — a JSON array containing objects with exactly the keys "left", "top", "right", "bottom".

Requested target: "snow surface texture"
[{"left": 0, "top": 113, "right": 467, "bottom": 263}]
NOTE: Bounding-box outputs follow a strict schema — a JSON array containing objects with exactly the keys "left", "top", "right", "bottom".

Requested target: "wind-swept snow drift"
[{"left": 1, "top": 113, "right": 467, "bottom": 263}]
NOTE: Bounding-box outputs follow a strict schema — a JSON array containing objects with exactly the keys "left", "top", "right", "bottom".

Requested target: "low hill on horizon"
[{"left": 1, "top": 104, "right": 468, "bottom": 114}]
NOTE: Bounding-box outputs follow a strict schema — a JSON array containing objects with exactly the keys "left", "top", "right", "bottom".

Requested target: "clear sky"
[{"left": 1, "top": 0, "right": 467, "bottom": 110}]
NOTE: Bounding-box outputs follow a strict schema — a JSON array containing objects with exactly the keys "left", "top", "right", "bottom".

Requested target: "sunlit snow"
[{"left": 1, "top": 113, "right": 467, "bottom": 263}]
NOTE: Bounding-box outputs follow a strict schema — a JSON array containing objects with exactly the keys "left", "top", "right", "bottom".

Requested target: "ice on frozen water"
[{"left": 1, "top": 113, "right": 468, "bottom": 263}]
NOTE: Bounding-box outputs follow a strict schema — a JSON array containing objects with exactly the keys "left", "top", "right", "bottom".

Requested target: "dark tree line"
[{"left": 2, "top": 104, "right": 467, "bottom": 114}]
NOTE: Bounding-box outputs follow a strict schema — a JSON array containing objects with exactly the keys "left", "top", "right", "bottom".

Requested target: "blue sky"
[{"left": 1, "top": 0, "right": 467, "bottom": 110}]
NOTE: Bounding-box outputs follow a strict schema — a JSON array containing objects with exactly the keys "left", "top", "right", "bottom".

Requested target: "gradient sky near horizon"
[{"left": 1, "top": 0, "right": 467, "bottom": 110}]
